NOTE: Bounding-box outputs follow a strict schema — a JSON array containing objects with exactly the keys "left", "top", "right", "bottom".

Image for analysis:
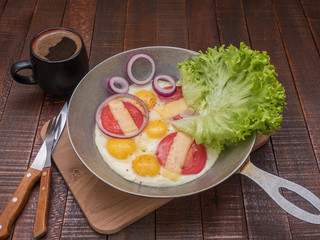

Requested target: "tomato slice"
[
  {"left": 182, "top": 143, "right": 207, "bottom": 174},
  {"left": 122, "top": 101, "right": 144, "bottom": 129},
  {"left": 156, "top": 132, "right": 207, "bottom": 175},
  {"left": 157, "top": 86, "right": 183, "bottom": 103},
  {"left": 156, "top": 132, "right": 177, "bottom": 166},
  {"left": 100, "top": 105, "right": 123, "bottom": 135},
  {"left": 100, "top": 101, "right": 144, "bottom": 135}
]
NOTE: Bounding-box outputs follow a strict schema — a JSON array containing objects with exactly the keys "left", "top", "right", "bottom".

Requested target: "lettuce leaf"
[{"left": 173, "top": 43, "right": 286, "bottom": 150}]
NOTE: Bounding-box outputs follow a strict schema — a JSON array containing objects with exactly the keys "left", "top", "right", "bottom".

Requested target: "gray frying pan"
[{"left": 67, "top": 46, "right": 320, "bottom": 224}]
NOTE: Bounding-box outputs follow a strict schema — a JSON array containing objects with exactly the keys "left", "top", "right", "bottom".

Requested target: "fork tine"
[
  {"left": 46, "top": 118, "right": 54, "bottom": 135},
  {"left": 46, "top": 115, "right": 62, "bottom": 142},
  {"left": 52, "top": 115, "right": 62, "bottom": 145},
  {"left": 54, "top": 115, "right": 62, "bottom": 133}
]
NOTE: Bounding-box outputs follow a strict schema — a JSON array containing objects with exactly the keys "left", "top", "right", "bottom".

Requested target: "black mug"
[{"left": 11, "top": 27, "right": 89, "bottom": 95}]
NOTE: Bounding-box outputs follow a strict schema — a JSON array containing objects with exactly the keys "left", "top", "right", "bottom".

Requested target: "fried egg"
[{"left": 94, "top": 83, "right": 220, "bottom": 187}]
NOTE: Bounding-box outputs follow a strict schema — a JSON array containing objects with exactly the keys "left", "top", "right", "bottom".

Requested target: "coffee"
[{"left": 32, "top": 29, "right": 82, "bottom": 61}]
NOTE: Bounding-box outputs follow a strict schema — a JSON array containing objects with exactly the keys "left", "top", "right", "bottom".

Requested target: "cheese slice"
[
  {"left": 162, "top": 132, "right": 194, "bottom": 181},
  {"left": 155, "top": 98, "right": 188, "bottom": 119},
  {"left": 108, "top": 99, "right": 139, "bottom": 135}
]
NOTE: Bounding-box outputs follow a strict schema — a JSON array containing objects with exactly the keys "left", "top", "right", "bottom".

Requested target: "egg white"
[{"left": 94, "top": 83, "right": 220, "bottom": 187}]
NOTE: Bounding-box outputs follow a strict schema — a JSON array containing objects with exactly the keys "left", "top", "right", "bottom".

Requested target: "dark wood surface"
[{"left": 0, "top": 0, "right": 320, "bottom": 239}]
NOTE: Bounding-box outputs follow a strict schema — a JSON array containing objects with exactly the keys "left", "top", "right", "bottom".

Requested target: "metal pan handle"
[{"left": 239, "top": 159, "right": 320, "bottom": 224}]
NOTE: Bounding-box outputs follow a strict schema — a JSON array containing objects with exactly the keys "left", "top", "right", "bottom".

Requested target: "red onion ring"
[
  {"left": 127, "top": 53, "right": 155, "bottom": 85},
  {"left": 107, "top": 76, "right": 129, "bottom": 94},
  {"left": 95, "top": 93, "right": 149, "bottom": 139},
  {"left": 152, "top": 75, "right": 177, "bottom": 97}
]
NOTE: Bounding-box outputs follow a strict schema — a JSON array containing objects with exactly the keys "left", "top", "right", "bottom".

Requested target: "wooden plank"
[
  {"left": 0, "top": 0, "right": 47, "bottom": 239},
  {"left": 300, "top": 0, "right": 320, "bottom": 54},
  {"left": 156, "top": 196, "right": 202, "bottom": 240},
  {"left": 186, "top": 0, "right": 219, "bottom": 52},
  {"left": 103, "top": 1, "right": 174, "bottom": 238},
  {"left": 117, "top": 0, "right": 201, "bottom": 238},
  {"left": 0, "top": 0, "right": 7, "bottom": 19},
  {"left": 0, "top": 92, "right": 43, "bottom": 240},
  {"left": 273, "top": 0, "right": 320, "bottom": 185},
  {"left": 214, "top": 0, "right": 296, "bottom": 239},
  {"left": 202, "top": 1, "right": 248, "bottom": 239},
  {"left": 0, "top": 0, "right": 37, "bottom": 119},
  {"left": 239, "top": 0, "right": 295, "bottom": 238},
  {"left": 10, "top": 0, "right": 98, "bottom": 238},
  {"left": 216, "top": 0, "right": 250, "bottom": 47},
  {"left": 153, "top": 1, "right": 203, "bottom": 239},
  {"left": 271, "top": 0, "right": 320, "bottom": 238},
  {"left": 246, "top": 0, "right": 320, "bottom": 238},
  {"left": 109, "top": 1, "right": 157, "bottom": 239},
  {"left": 89, "top": 0, "right": 126, "bottom": 69},
  {"left": 242, "top": 144, "right": 292, "bottom": 240},
  {"left": 60, "top": 191, "right": 106, "bottom": 240},
  {"left": 200, "top": 176, "right": 247, "bottom": 239},
  {"left": 85, "top": 1, "right": 127, "bottom": 237},
  {"left": 108, "top": 213, "right": 155, "bottom": 240},
  {"left": 156, "top": 0, "right": 188, "bottom": 48},
  {"left": 210, "top": 1, "right": 252, "bottom": 236},
  {"left": 186, "top": 0, "right": 248, "bottom": 239},
  {"left": 2, "top": 0, "right": 68, "bottom": 239},
  {"left": 124, "top": 0, "right": 156, "bottom": 50},
  {"left": 58, "top": 0, "right": 167, "bottom": 238},
  {"left": 49, "top": 0, "right": 100, "bottom": 239},
  {"left": 62, "top": 0, "right": 97, "bottom": 54}
]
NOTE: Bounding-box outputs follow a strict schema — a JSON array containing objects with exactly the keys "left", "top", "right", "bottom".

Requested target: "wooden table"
[{"left": 1, "top": 0, "right": 320, "bottom": 239}]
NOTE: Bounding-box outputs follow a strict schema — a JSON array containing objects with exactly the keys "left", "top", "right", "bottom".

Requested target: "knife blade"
[
  {"left": 0, "top": 104, "right": 66, "bottom": 240},
  {"left": 33, "top": 103, "right": 68, "bottom": 238}
]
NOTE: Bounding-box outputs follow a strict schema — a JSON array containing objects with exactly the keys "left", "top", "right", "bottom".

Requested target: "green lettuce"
[{"left": 173, "top": 42, "right": 286, "bottom": 150}]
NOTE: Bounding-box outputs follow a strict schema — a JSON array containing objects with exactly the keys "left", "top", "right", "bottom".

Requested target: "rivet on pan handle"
[{"left": 239, "top": 158, "right": 320, "bottom": 224}]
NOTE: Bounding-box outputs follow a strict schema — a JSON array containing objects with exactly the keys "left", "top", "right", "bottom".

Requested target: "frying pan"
[{"left": 67, "top": 46, "right": 320, "bottom": 224}]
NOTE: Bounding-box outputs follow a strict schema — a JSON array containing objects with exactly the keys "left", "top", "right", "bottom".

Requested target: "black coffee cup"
[{"left": 11, "top": 27, "right": 89, "bottom": 95}]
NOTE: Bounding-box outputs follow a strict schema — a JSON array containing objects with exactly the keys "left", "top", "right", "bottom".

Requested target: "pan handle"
[{"left": 239, "top": 159, "right": 320, "bottom": 224}]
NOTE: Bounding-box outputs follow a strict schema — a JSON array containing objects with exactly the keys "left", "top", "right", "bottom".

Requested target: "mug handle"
[{"left": 11, "top": 60, "right": 37, "bottom": 84}]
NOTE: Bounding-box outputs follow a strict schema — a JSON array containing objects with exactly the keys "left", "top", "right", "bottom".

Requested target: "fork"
[
  {"left": 33, "top": 116, "right": 61, "bottom": 238},
  {"left": 44, "top": 117, "right": 60, "bottom": 166}
]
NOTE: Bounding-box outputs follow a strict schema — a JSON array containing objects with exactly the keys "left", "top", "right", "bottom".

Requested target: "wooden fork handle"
[
  {"left": 33, "top": 166, "right": 52, "bottom": 239},
  {"left": 0, "top": 168, "right": 41, "bottom": 240}
]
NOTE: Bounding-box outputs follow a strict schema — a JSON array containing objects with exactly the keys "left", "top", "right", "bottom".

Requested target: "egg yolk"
[
  {"left": 132, "top": 154, "right": 160, "bottom": 177},
  {"left": 145, "top": 120, "right": 167, "bottom": 138},
  {"left": 106, "top": 138, "right": 136, "bottom": 159},
  {"left": 135, "top": 90, "right": 157, "bottom": 109}
]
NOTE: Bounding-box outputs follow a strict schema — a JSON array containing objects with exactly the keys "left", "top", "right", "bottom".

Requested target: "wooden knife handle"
[
  {"left": 0, "top": 168, "right": 42, "bottom": 240},
  {"left": 33, "top": 167, "right": 52, "bottom": 239}
]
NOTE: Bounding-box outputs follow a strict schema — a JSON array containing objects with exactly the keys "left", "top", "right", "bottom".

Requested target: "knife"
[
  {"left": 0, "top": 103, "right": 68, "bottom": 240},
  {"left": 33, "top": 103, "right": 68, "bottom": 238}
]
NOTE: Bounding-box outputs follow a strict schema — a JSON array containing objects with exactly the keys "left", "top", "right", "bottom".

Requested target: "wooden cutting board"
[{"left": 41, "top": 124, "right": 268, "bottom": 234}]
